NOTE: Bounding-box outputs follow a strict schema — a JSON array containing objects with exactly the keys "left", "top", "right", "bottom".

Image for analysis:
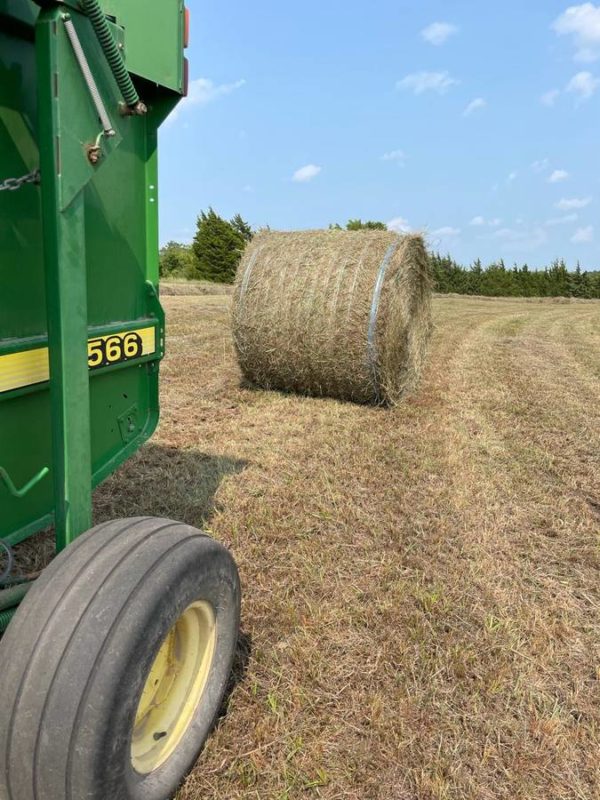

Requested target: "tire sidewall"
[{"left": 72, "top": 537, "right": 240, "bottom": 800}]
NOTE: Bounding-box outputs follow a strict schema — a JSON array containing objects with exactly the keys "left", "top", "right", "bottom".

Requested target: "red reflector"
[
  {"left": 184, "top": 7, "right": 190, "bottom": 48},
  {"left": 183, "top": 57, "right": 189, "bottom": 96}
]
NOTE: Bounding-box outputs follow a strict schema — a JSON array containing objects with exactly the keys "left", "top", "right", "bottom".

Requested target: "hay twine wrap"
[{"left": 232, "top": 230, "right": 433, "bottom": 405}]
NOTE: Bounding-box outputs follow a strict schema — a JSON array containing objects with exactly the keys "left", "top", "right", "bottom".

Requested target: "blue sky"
[{"left": 159, "top": 1, "right": 600, "bottom": 268}]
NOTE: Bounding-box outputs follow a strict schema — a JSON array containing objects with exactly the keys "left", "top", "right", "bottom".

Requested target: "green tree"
[
  {"left": 345, "top": 219, "right": 388, "bottom": 231},
  {"left": 428, "top": 252, "right": 600, "bottom": 299},
  {"left": 569, "top": 262, "right": 584, "bottom": 297},
  {"left": 231, "top": 213, "right": 254, "bottom": 243},
  {"left": 192, "top": 208, "right": 247, "bottom": 283},
  {"left": 159, "top": 241, "right": 197, "bottom": 278}
]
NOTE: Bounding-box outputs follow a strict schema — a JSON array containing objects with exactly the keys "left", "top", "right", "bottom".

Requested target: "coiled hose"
[
  {"left": 0, "top": 582, "right": 32, "bottom": 612},
  {"left": 0, "top": 584, "right": 33, "bottom": 633},
  {"left": 80, "top": 0, "right": 140, "bottom": 109},
  {"left": 0, "top": 608, "right": 16, "bottom": 634}
]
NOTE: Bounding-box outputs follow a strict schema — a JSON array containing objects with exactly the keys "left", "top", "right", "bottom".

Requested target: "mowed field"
[{"left": 93, "top": 293, "right": 600, "bottom": 800}]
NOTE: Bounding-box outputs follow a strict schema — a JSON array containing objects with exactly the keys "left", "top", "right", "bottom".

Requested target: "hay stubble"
[{"left": 30, "top": 292, "right": 600, "bottom": 799}]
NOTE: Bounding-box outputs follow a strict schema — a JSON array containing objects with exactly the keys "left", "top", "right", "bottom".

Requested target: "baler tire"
[{"left": 0, "top": 517, "right": 241, "bottom": 800}]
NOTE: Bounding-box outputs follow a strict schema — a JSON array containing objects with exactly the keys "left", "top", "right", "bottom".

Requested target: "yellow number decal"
[
  {"left": 87, "top": 331, "right": 146, "bottom": 371},
  {"left": 123, "top": 332, "right": 142, "bottom": 358},
  {"left": 88, "top": 339, "right": 105, "bottom": 368},
  {"left": 105, "top": 336, "right": 124, "bottom": 364}
]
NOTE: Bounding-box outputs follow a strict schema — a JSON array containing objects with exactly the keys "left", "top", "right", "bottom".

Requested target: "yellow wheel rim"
[{"left": 131, "top": 600, "right": 217, "bottom": 774}]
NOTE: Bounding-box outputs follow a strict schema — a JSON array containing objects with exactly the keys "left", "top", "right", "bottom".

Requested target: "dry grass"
[
  {"left": 232, "top": 231, "right": 432, "bottom": 405},
  {"left": 161, "top": 279, "right": 234, "bottom": 296},
  {"left": 17, "top": 293, "right": 600, "bottom": 798}
]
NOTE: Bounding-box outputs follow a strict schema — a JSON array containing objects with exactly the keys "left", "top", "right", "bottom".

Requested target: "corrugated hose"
[
  {"left": 80, "top": 0, "right": 142, "bottom": 111},
  {"left": 0, "top": 608, "right": 16, "bottom": 633}
]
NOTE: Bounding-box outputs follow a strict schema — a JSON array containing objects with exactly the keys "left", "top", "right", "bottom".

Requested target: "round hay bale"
[{"left": 232, "top": 230, "right": 433, "bottom": 405}]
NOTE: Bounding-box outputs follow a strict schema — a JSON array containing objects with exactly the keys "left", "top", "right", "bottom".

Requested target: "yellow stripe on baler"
[
  {"left": 0, "top": 348, "right": 49, "bottom": 395},
  {"left": 0, "top": 326, "right": 157, "bottom": 395}
]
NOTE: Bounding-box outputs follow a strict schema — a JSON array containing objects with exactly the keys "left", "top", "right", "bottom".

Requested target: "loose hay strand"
[{"left": 232, "top": 230, "right": 433, "bottom": 405}]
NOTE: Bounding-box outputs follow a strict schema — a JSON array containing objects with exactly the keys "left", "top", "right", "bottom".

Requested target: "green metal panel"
[
  {"left": 0, "top": 1, "right": 183, "bottom": 548},
  {"left": 100, "top": 0, "right": 185, "bottom": 93}
]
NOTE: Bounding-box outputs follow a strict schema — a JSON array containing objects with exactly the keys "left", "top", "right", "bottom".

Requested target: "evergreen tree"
[
  {"left": 469, "top": 259, "right": 483, "bottom": 295},
  {"left": 569, "top": 263, "right": 584, "bottom": 297},
  {"left": 192, "top": 208, "right": 246, "bottom": 283},
  {"left": 427, "top": 253, "right": 600, "bottom": 299},
  {"left": 231, "top": 213, "right": 254, "bottom": 243}
]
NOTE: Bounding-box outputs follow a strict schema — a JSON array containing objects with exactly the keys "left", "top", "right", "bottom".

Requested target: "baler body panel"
[{"left": 0, "top": 0, "right": 183, "bottom": 545}]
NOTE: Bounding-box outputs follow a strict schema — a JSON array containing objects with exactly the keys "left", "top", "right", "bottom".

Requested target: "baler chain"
[{"left": 0, "top": 169, "right": 40, "bottom": 192}]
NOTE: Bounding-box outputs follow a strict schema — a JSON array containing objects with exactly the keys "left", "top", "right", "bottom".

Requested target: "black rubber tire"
[{"left": 0, "top": 517, "right": 241, "bottom": 800}]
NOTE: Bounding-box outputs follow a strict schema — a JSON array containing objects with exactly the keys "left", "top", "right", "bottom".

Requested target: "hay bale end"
[{"left": 232, "top": 230, "right": 433, "bottom": 405}]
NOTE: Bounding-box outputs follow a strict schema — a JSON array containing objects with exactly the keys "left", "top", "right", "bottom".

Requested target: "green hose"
[
  {"left": 80, "top": 0, "right": 140, "bottom": 109},
  {"left": 0, "top": 582, "right": 32, "bottom": 612},
  {"left": 0, "top": 608, "right": 16, "bottom": 633}
]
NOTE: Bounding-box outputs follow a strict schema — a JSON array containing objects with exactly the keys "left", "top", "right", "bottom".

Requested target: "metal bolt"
[
  {"left": 86, "top": 145, "right": 101, "bottom": 165},
  {"left": 119, "top": 101, "right": 147, "bottom": 117}
]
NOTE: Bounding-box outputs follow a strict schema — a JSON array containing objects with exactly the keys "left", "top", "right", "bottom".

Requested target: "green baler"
[{"left": 0, "top": 3, "right": 241, "bottom": 798}]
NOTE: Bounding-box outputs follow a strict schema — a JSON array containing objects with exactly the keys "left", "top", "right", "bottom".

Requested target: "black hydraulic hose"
[
  {"left": 0, "top": 582, "right": 31, "bottom": 612},
  {"left": 80, "top": 0, "right": 141, "bottom": 109}
]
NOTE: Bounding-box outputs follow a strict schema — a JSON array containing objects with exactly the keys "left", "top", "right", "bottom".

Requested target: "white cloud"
[
  {"left": 494, "top": 228, "right": 518, "bottom": 239},
  {"left": 548, "top": 169, "right": 570, "bottom": 182},
  {"left": 432, "top": 226, "right": 461, "bottom": 237},
  {"left": 292, "top": 164, "right": 322, "bottom": 183},
  {"left": 545, "top": 213, "right": 579, "bottom": 225},
  {"left": 566, "top": 70, "right": 600, "bottom": 100},
  {"left": 492, "top": 226, "right": 548, "bottom": 251},
  {"left": 167, "top": 77, "right": 246, "bottom": 123},
  {"left": 507, "top": 171, "right": 518, "bottom": 183},
  {"left": 531, "top": 158, "right": 550, "bottom": 172},
  {"left": 396, "top": 71, "right": 459, "bottom": 95},
  {"left": 470, "top": 216, "right": 501, "bottom": 227},
  {"left": 381, "top": 149, "right": 406, "bottom": 164},
  {"left": 572, "top": 224, "right": 594, "bottom": 242},
  {"left": 463, "top": 97, "right": 487, "bottom": 116},
  {"left": 541, "top": 89, "right": 561, "bottom": 106},
  {"left": 387, "top": 217, "right": 412, "bottom": 233},
  {"left": 556, "top": 196, "right": 592, "bottom": 209},
  {"left": 421, "top": 22, "right": 459, "bottom": 46},
  {"left": 553, "top": 4, "right": 600, "bottom": 62}
]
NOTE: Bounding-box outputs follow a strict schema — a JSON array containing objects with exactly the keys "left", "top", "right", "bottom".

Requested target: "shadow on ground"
[
  {"left": 12, "top": 445, "right": 247, "bottom": 577},
  {"left": 93, "top": 443, "right": 248, "bottom": 530},
  {"left": 214, "top": 629, "right": 252, "bottom": 728}
]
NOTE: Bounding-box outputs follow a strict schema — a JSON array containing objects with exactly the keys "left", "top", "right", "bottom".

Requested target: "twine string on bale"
[
  {"left": 367, "top": 239, "right": 401, "bottom": 403},
  {"left": 232, "top": 230, "right": 433, "bottom": 406},
  {"left": 344, "top": 241, "right": 370, "bottom": 326},
  {"left": 238, "top": 247, "right": 262, "bottom": 309}
]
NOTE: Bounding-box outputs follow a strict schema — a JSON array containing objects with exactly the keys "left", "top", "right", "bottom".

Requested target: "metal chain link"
[{"left": 0, "top": 169, "right": 41, "bottom": 192}]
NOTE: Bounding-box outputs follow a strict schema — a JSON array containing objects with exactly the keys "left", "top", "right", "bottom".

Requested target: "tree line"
[
  {"left": 160, "top": 210, "right": 600, "bottom": 298},
  {"left": 430, "top": 253, "right": 600, "bottom": 299}
]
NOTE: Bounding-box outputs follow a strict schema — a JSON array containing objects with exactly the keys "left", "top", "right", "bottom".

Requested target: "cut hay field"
[{"left": 96, "top": 293, "right": 599, "bottom": 799}]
